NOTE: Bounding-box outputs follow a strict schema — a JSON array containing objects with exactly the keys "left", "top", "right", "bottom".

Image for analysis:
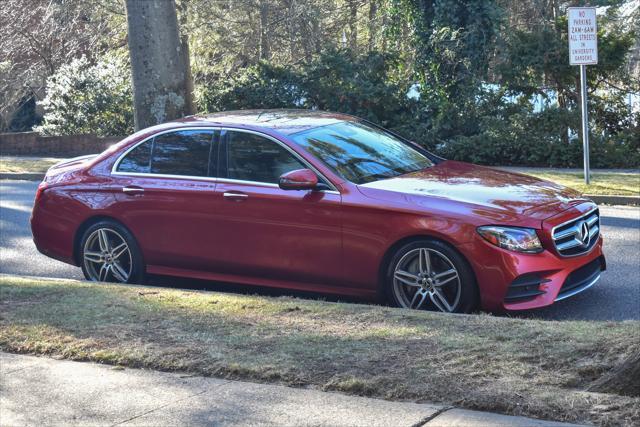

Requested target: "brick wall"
[{"left": 0, "top": 132, "right": 123, "bottom": 157}]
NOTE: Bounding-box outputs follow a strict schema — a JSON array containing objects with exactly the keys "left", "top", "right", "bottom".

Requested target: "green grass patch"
[
  {"left": 523, "top": 170, "right": 639, "bottom": 196},
  {"left": 0, "top": 157, "right": 61, "bottom": 173},
  {"left": 1, "top": 276, "right": 638, "bottom": 426}
]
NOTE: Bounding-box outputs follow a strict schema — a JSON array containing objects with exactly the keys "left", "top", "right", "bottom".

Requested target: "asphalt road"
[{"left": 1, "top": 179, "right": 638, "bottom": 321}]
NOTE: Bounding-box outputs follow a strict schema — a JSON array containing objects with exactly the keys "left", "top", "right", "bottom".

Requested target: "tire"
[
  {"left": 79, "top": 220, "right": 145, "bottom": 284},
  {"left": 384, "top": 239, "right": 478, "bottom": 313}
]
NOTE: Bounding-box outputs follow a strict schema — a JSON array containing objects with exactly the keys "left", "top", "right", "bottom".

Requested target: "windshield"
[{"left": 290, "top": 121, "right": 433, "bottom": 184}]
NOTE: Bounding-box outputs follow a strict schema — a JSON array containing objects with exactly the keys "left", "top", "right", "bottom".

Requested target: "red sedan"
[{"left": 31, "top": 110, "right": 605, "bottom": 313}]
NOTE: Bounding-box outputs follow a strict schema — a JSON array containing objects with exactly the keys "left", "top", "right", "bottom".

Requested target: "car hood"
[{"left": 357, "top": 161, "right": 588, "bottom": 221}]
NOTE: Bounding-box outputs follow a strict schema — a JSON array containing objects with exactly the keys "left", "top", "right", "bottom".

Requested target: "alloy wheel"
[
  {"left": 83, "top": 228, "right": 132, "bottom": 283},
  {"left": 392, "top": 247, "right": 462, "bottom": 312}
]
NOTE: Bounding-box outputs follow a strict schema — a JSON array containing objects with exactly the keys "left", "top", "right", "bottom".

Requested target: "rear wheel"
[
  {"left": 80, "top": 221, "right": 144, "bottom": 284},
  {"left": 385, "top": 239, "right": 478, "bottom": 313}
]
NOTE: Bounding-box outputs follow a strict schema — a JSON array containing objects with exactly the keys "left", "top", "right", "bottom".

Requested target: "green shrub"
[
  {"left": 197, "top": 63, "right": 304, "bottom": 112},
  {"left": 36, "top": 53, "right": 133, "bottom": 137},
  {"left": 198, "top": 50, "right": 429, "bottom": 142},
  {"left": 35, "top": 48, "right": 636, "bottom": 168},
  {"left": 440, "top": 103, "right": 639, "bottom": 168},
  {"left": 199, "top": 52, "right": 638, "bottom": 168},
  {"left": 301, "top": 51, "right": 419, "bottom": 130}
]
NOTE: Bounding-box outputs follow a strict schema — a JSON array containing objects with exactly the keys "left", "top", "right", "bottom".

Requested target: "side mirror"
[{"left": 278, "top": 169, "right": 319, "bottom": 191}]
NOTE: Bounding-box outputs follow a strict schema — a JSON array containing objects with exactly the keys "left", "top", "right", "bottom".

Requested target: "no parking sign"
[
  {"left": 568, "top": 7, "right": 598, "bottom": 184},
  {"left": 568, "top": 7, "right": 598, "bottom": 65}
]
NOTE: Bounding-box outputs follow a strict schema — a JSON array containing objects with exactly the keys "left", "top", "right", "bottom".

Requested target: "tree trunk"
[
  {"left": 348, "top": 0, "right": 358, "bottom": 51},
  {"left": 285, "top": 0, "right": 296, "bottom": 61},
  {"left": 380, "top": 5, "right": 388, "bottom": 52},
  {"left": 259, "top": 0, "right": 270, "bottom": 60},
  {"left": 550, "top": 0, "right": 569, "bottom": 145},
  {"left": 589, "top": 353, "right": 640, "bottom": 397},
  {"left": 124, "top": 0, "right": 194, "bottom": 130},
  {"left": 312, "top": 18, "right": 322, "bottom": 55},
  {"left": 176, "top": 0, "right": 195, "bottom": 118},
  {"left": 368, "top": 0, "right": 377, "bottom": 52}
]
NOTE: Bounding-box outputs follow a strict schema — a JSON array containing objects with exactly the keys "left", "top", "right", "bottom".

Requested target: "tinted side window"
[
  {"left": 225, "top": 131, "right": 306, "bottom": 184},
  {"left": 117, "top": 139, "right": 152, "bottom": 173},
  {"left": 150, "top": 130, "right": 214, "bottom": 177}
]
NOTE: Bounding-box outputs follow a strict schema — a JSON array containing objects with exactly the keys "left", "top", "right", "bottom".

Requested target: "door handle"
[
  {"left": 223, "top": 191, "right": 248, "bottom": 201},
  {"left": 122, "top": 186, "right": 144, "bottom": 195}
]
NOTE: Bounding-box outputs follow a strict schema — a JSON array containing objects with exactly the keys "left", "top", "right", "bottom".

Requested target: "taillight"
[{"left": 35, "top": 181, "right": 48, "bottom": 203}]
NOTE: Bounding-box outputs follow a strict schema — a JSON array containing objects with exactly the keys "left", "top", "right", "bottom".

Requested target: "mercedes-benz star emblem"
[{"left": 579, "top": 221, "right": 590, "bottom": 247}]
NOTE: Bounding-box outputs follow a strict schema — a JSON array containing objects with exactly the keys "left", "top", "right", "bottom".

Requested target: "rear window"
[
  {"left": 117, "top": 130, "right": 215, "bottom": 177},
  {"left": 117, "top": 139, "right": 152, "bottom": 173},
  {"left": 150, "top": 131, "right": 213, "bottom": 177}
]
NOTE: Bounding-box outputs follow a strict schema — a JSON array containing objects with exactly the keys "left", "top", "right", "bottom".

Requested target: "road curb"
[
  {"left": 0, "top": 172, "right": 45, "bottom": 181},
  {"left": 585, "top": 194, "right": 639, "bottom": 206},
  {"left": 422, "top": 408, "right": 583, "bottom": 426},
  {"left": 0, "top": 273, "right": 83, "bottom": 282}
]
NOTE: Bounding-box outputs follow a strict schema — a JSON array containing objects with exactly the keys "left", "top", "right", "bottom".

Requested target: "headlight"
[{"left": 477, "top": 226, "right": 543, "bottom": 253}]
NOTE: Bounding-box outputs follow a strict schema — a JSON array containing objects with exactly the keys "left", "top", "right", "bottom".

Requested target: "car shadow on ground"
[
  {"left": 144, "top": 274, "right": 516, "bottom": 318},
  {"left": 144, "top": 274, "right": 607, "bottom": 321},
  {"left": 146, "top": 274, "right": 371, "bottom": 307}
]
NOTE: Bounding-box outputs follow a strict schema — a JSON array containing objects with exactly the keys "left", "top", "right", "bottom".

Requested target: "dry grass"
[
  {"left": 0, "top": 157, "right": 62, "bottom": 173},
  {"left": 522, "top": 170, "right": 639, "bottom": 196},
  {"left": 1, "top": 275, "right": 639, "bottom": 426}
]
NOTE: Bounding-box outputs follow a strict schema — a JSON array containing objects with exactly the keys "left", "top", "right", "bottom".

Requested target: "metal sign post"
[
  {"left": 568, "top": 7, "right": 598, "bottom": 185},
  {"left": 579, "top": 64, "right": 590, "bottom": 184}
]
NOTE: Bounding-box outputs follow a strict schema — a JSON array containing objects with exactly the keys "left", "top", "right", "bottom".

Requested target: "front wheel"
[
  {"left": 80, "top": 221, "right": 145, "bottom": 284},
  {"left": 385, "top": 239, "right": 478, "bottom": 313}
]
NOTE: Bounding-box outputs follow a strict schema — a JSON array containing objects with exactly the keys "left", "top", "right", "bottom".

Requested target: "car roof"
[{"left": 176, "top": 109, "right": 359, "bottom": 135}]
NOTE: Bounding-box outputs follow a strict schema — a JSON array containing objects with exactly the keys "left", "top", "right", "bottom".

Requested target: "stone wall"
[{"left": 0, "top": 132, "right": 123, "bottom": 157}]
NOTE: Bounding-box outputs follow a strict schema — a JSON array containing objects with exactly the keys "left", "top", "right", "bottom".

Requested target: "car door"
[
  {"left": 210, "top": 129, "right": 343, "bottom": 286},
  {"left": 112, "top": 128, "right": 221, "bottom": 273}
]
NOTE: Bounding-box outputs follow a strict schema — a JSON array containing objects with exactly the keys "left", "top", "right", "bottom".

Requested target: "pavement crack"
[
  {"left": 110, "top": 379, "right": 234, "bottom": 426},
  {"left": 411, "top": 406, "right": 454, "bottom": 427},
  {"left": 110, "top": 385, "right": 213, "bottom": 426},
  {"left": 3, "top": 366, "right": 32, "bottom": 375}
]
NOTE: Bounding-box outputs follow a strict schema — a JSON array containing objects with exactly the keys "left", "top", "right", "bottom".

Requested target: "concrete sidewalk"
[{"left": 0, "top": 352, "right": 582, "bottom": 427}]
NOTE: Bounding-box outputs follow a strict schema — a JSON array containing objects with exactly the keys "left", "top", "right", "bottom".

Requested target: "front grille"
[
  {"left": 552, "top": 209, "right": 600, "bottom": 257},
  {"left": 556, "top": 256, "right": 604, "bottom": 301}
]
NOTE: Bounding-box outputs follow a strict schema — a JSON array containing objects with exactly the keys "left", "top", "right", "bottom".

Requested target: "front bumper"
[{"left": 458, "top": 202, "right": 605, "bottom": 312}]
